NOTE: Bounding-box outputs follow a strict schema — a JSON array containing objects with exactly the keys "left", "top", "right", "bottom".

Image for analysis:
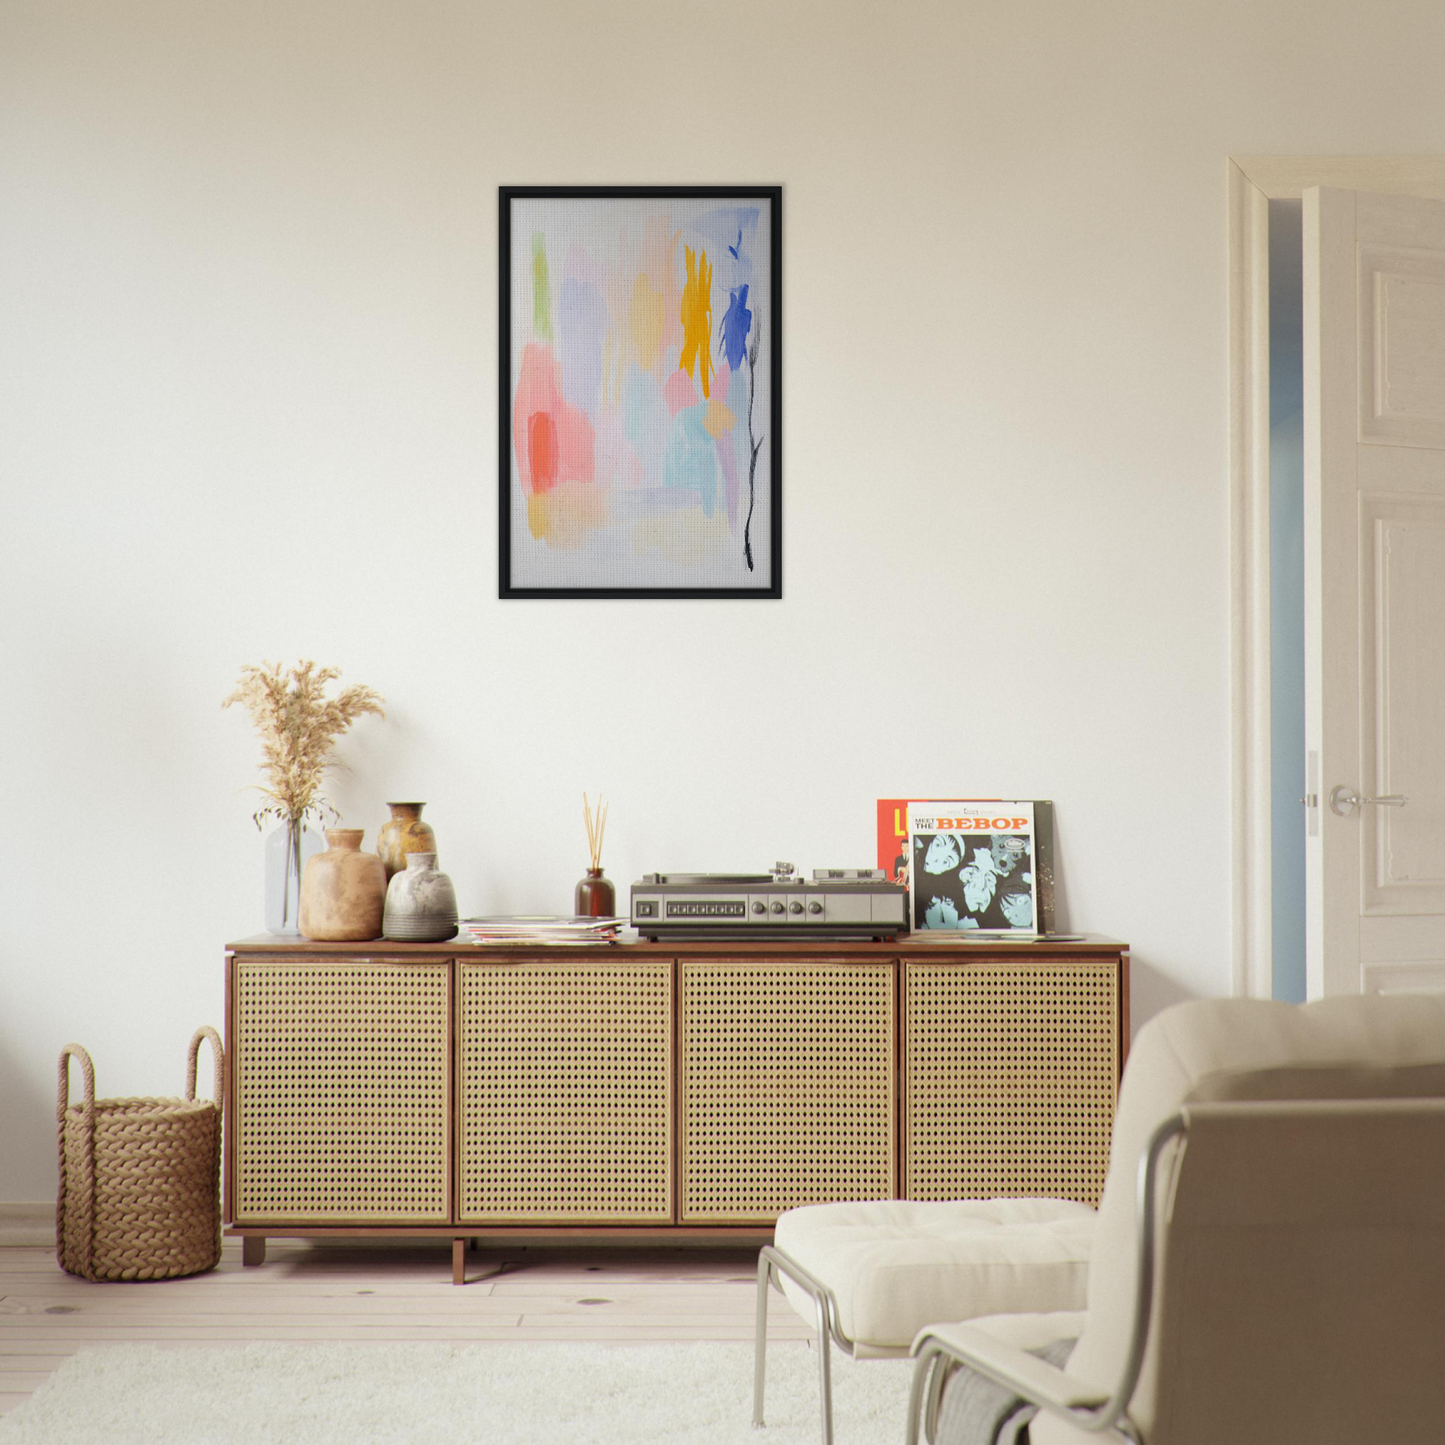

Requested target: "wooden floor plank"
[
  {"left": 0, "top": 1318, "right": 804, "bottom": 1338},
  {"left": 0, "top": 1288, "right": 768, "bottom": 1318},
  {"left": 0, "top": 1279, "right": 501, "bottom": 1300},
  {"left": 0, "top": 1325, "right": 800, "bottom": 1344},
  {"left": 0, "top": 1374, "right": 48, "bottom": 1392},
  {"left": 0, "top": 1356, "right": 72, "bottom": 1372},
  {"left": 1, "top": 1296, "right": 525, "bottom": 1318}
]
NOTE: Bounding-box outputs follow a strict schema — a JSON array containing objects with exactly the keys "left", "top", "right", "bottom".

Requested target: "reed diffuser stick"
[{"left": 583, "top": 792, "right": 608, "bottom": 870}]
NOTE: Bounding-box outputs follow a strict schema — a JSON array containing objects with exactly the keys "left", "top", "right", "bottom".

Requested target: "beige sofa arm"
[
  {"left": 905, "top": 1322, "right": 1117, "bottom": 1445},
  {"left": 925, "top": 1320, "right": 1099, "bottom": 1400}
]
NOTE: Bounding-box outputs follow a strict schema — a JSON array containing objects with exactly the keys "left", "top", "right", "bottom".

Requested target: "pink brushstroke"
[
  {"left": 513, "top": 342, "right": 595, "bottom": 492},
  {"left": 663, "top": 369, "right": 699, "bottom": 418}
]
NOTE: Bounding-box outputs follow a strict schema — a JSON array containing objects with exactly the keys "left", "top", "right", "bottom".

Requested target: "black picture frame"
[{"left": 499, "top": 185, "right": 782, "bottom": 599}]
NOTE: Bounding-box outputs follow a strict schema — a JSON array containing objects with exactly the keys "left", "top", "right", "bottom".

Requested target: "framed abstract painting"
[{"left": 499, "top": 186, "right": 782, "bottom": 598}]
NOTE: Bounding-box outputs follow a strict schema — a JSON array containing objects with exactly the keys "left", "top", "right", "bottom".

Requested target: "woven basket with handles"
[{"left": 56, "top": 1027, "right": 224, "bottom": 1281}]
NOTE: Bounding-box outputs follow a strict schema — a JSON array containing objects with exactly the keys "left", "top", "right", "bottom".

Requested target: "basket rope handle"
[
  {"left": 56, "top": 1042, "right": 98, "bottom": 1275},
  {"left": 185, "top": 1026, "right": 225, "bottom": 1108},
  {"left": 57, "top": 1043, "right": 95, "bottom": 1125}
]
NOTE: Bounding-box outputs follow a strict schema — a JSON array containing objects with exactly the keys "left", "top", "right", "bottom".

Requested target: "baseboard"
[{"left": 0, "top": 1201, "right": 54, "bottom": 1247}]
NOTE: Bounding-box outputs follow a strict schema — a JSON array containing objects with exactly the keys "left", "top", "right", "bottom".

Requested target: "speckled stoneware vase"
[
  {"left": 299, "top": 829, "right": 385, "bottom": 941},
  {"left": 376, "top": 802, "right": 438, "bottom": 881},
  {"left": 383, "top": 852, "right": 459, "bottom": 942}
]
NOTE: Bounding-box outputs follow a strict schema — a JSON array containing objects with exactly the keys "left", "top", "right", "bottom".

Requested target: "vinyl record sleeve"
[{"left": 877, "top": 798, "right": 1055, "bottom": 933}]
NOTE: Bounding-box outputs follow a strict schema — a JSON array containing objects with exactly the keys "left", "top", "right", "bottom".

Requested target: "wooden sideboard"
[{"left": 224, "top": 935, "right": 1129, "bottom": 1281}]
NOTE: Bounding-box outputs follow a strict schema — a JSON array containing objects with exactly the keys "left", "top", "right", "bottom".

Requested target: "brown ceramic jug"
[
  {"left": 376, "top": 802, "right": 438, "bottom": 881},
  {"left": 299, "top": 829, "right": 386, "bottom": 941}
]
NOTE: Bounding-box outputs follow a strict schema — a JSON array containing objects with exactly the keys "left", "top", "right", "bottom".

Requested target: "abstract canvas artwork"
[{"left": 499, "top": 187, "right": 781, "bottom": 598}]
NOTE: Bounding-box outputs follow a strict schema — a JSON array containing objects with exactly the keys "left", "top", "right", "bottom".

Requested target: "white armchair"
[
  {"left": 753, "top": 1197, "right": 1095, "bottom": 1443},
  {"left": 907, "top": 993, "right": 1445, "bottom": 1445}
]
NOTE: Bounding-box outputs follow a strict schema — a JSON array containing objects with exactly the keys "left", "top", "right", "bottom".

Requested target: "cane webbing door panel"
[
  {"left": 904, "top": 960, "right": 1118, "bottom": 1205},
  {"left": 679, "top": 959, "right": 895, "bottom": 1222},
  {"left": 457, "top": 959, "right": 673, "bottom": 1222},
  {"left": 233, "top": 959, "right": 450, "bottom": 1223}
]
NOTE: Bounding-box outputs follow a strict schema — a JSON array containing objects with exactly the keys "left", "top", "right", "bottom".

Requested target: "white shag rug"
[{"left": 0, "top": 1341, "right": 914, "bottom": 1444}]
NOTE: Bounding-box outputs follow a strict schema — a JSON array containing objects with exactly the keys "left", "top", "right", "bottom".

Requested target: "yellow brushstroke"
[
  {"left": 528, "top": 481, "right": 609, "bottom": 549},
  {"left": 678, "top": 245, "right": 713, "bottom": 399},
  {"left": 632, "top": 504, "right": 729, "bottom": 565},
  {"left": 531, "top": 235, "right": 553, "bottom": 344},
  {"left": 629, "top": 273, "right": 664, "bottom": 373},
  {"left": 703, "top": 397, "right": 737, "bottom": 438}
]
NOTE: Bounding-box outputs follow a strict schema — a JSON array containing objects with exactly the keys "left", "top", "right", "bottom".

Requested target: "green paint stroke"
[{"left": 531, "top": 234, "right": 553, "bottom": 343}]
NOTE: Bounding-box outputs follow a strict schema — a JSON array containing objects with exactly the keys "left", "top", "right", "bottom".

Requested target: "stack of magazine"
[{"left": 458, "top": 915, "right": 626, "bottom": 946}]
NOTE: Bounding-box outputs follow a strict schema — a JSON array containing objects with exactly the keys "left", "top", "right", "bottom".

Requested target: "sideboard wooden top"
[{"left": 228, "top": 932, "right": 1127, "bottom": 958}]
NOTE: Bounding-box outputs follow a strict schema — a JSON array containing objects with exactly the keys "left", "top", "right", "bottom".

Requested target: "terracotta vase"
[
  {"left": 376, "top": 802, "right": 438, "bottom": 881},
  {"left": 383, "top": 853, "right": 459, "bottom": 942},
  {"left": 299, "top": 829, "right": 385, "bottom": 941}
]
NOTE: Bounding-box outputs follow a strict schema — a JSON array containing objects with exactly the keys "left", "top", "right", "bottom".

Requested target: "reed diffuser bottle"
[{"left": 575, "top": 792, "right": 616, "bottom": 917}]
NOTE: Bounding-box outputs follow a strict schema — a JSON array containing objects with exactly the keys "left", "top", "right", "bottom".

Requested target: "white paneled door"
[{"left": 1305, "top": 187, "right": 1445, "bottom": 996}]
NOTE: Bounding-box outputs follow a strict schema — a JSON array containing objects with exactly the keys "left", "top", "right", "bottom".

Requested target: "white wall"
[{"left": 3, "top": 0, "right": 1442, "bottom": 1200}]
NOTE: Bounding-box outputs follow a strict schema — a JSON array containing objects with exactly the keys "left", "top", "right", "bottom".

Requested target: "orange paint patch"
[
  {"left": 528, "top": 411, "right": 559, "bottom": 492},
  {"left": 703, "top": 398, "right": 737, "bottom": 438}
]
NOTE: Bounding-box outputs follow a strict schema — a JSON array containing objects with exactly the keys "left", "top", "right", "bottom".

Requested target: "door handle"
[{"left": 1329, "top": 786, "right": 1408, "bottom": 816}]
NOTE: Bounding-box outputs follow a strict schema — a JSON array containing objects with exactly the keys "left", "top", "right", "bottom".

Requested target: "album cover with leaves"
[{"left": 884, "top": 799, "right": 1055, "bottom": 934}]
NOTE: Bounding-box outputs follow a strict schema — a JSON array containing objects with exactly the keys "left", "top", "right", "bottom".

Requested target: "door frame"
[{"left": 1228, "top": 157, "right": 1445, "bottom": 999}]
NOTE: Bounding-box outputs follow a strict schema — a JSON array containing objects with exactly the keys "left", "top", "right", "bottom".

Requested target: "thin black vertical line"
[
  {"left": 498, "top": 191, "right": 514, "bottom": 597},
  {"left": 768, "top": 187, "right": 783, "bottom": 597}
]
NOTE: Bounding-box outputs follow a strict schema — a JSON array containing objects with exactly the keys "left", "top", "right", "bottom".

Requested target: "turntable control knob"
[
  {"left": 789, "top": 901, "right": 804, "bottom": 915},
  {"left": 770, "top": 901, "right": 785, "bottom": 915},
  {"left": 808, "top": 901, "right": 823, "bottom": 915},
  {"left": 752, "top": 901, "right": 766, "bottom": 914}
]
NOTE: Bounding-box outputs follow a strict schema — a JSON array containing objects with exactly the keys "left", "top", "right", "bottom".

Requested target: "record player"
[{"left": 631, "top": 863, "right": 907, "bottom": 940}]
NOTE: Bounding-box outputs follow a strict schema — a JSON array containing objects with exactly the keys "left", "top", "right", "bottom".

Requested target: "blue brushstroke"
[
  {"left": 663, "top": 405, "right": 719, "bottom": 516},
  {"left": 719, "top": 284, "right": 752, "bottom": 371},
  {"left": 558, "top": 277, "right": 607, "bottom": 415},
  {"left": 728, "top": 229, "right": 742, "bottom": 260},
  {"left": 624, "top": 363, "right": 668, "bottom": 480}
]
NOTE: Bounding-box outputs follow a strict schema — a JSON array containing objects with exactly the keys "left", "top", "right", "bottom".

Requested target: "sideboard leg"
[
  {"left": 452, "top": 1237, "right": 465, "bottom": 1285},
  {"left": 241, "top": 1236, "right": 266, "bottom": 1268}
]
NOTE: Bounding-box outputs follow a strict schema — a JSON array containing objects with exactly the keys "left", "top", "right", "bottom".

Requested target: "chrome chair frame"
[
  {"left": 904, "top": 1114, "right": 1186, "bottom": 1445},
  {"left": 753, "top": 1243, "right": 873, "bottom": 1445}
]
